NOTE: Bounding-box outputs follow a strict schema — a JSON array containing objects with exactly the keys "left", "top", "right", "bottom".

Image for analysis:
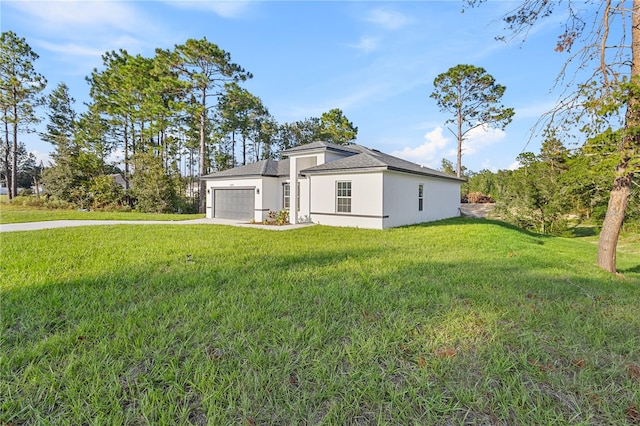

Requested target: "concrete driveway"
[{"left": 0, "top": 218, "right": 313, "bottom": 233}]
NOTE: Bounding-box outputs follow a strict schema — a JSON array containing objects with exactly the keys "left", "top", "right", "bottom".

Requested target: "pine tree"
[{"left": 0, "top": 31, "right": 47, "bottom": 198}]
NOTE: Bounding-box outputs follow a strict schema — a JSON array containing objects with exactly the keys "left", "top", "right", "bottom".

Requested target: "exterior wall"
[
  {"left": 260, "top": 178, "right": 281, "bottom": 220},
  {"left": 308, "top": 172, "right": 385, "bottom": 229},
  {"left": 382, "top": 171, "right": 460, "bottom": 228},
  {"left": 297, "top": 177, "right": 311, "bottom": 222},
  {"left": 324, "top": 151, "right": 352, "bottom": 163},
  {"left": 289, "top": 154, "right": 321, "bottom": 223},
  {"left": 205, "top": 177, "right": 278, "bottom": 222}
]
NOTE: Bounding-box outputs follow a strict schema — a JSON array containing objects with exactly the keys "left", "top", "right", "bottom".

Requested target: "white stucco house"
[{"left": 201, "top": 141, "right": 463, "bottom": 229}]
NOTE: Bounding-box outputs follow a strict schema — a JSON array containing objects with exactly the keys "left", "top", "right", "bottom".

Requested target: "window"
[
  {"left": 336, "top": 181, "right": 351, "bottom": 213},
  {"left": 418, "top": 184, "right": 424, "bottom": 211},
  {"left": 283, "top": 183, "right": 291, "bottom": 209},
  {"left": 283, "top": 182, "right": 300, "bottom": 211}
]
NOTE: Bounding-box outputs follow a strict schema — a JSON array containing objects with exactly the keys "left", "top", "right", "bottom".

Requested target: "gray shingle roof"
[
  {"left": 301, "top": 147, "right": 464, "bottom": 181},
  {"left": 201, "top": 158, "right": 289, "bottom": 179}
]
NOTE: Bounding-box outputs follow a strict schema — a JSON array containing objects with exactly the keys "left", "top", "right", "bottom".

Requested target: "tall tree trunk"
[
  {"left": 242, "top": 133, "right": 246, "bottom": 166},
  {"left": 124, "top": 117, "right": 130, "bottom": 190},
  {"left": 597, "top": 173, "right": 631, "bottom": 272},
  {"left": 11, "top": 91, "right": 18, "bottom": 198},
  {"left": 231, "top": 131, "right": 236, "bottom": 168},
  {"left": 2, "top": 110, "right": 11, "bottom": 198},
  {"left": 597, "top": 0, "right": 640, "bottom": 273},
  {"left": 457, "top": 105, "right": 463, "bottom": 179},
  {"left": 199, "top": 90, "right": 207, "bottom": 213}
]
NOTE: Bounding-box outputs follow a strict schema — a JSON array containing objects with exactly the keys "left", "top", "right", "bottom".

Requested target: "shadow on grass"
[
  {"left": 620, "top": 263, "right": 640, "bottom": 274},
  {"left": 567, "top": 225, "right": 598, "bottom": 237}
]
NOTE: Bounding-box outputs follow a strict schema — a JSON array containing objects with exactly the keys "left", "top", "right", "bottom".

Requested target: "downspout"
[
  {"left": 307, "top": 174, "right": 311, "bottom": 224},
  {"left": 290, "top": 156, "right": 298, "bottom": 224}
]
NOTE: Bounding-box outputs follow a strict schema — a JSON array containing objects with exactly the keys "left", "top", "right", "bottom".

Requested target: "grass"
[
  {"left": 0, "top": 203, "right": 204, "bottom": 224},
  {"left": 1, "top": 218, "right": 639, "bottom": 425}
]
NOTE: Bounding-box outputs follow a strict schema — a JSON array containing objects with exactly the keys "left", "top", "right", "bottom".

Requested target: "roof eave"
[
  {"left": 200, "top": 173, "right": 280, "bottom": 181},
  {"left": 385, "top": 166, "right": 466, "bottom": 182}
]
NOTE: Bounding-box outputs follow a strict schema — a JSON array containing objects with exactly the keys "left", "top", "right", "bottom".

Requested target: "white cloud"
[
  {"left": 508, "top": 161, "right": 521, "bottom": 171},
  {"left": 30, "top": 150, "right": 53, "bottom": 166},
  {"left": 348, "top": 36, "right": 380, "bottom": 53},
  {"left": 163, "top": 1, "right": 252, "bottom": 18},
  {"left": 36, "top": 40, "right": 105, "bottom": 58},
  {"left": 391, "top": 126, "right": 451, "bottom": 167},
  {"left": 7, "top": 1, "right": 160, "bottom": 63},
  {"left": 390, "top": 124, "right": 507, "bottom": 170},
  {"left": 7, "top": 1, "right": 143, "bottom": 32},
  {"left": 364, "top": 8, "right": 413, "bottom": 30},
  {"left": 464, "top": 124, "right": 507, "bottom": 155}
]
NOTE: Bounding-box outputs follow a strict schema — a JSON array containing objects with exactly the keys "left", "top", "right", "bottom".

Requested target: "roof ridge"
[{"left": 358, "top": 151, "right": 387, "bottom": 166}]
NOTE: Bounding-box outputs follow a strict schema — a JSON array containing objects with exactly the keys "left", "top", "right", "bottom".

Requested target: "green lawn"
[
  {"left": 1, "top": 219, "right": 638, "bottom": 424},
  {"left": 0, "top": 203, "right": 204, "bottom": 224}
]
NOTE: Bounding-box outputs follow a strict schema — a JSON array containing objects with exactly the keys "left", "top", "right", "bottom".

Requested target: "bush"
[
  {"left": 265, "top": 209, "right": 290, "bottom": 225},
  {"left": 90, "top": 175, "right": 126, "bottom": 209},
  {"left": 276, "top": 209, "right": 289, "bottom": 225},
  {"left": 130, "top": 153, "right": 179, "bottom": 214},
  {"left": 9, "top": 195, "right": 75, "bottom": 210}
]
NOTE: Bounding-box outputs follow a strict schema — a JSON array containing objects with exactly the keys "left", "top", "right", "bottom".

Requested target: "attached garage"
[{"left": 213, "top": 188, "right": 255, "bottom": 220}]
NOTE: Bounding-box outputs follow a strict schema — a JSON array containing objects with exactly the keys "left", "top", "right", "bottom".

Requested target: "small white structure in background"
[
  {"left": 108, "top": 173, "right": 128, "bottom": 190},
  {"left": 201, "top": 141, "right": 463, "bottom": 229}
]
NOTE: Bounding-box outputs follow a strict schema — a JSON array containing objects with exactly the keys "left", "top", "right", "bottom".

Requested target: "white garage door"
[{"left": 213, "top": 188, "right": 255, "bottom": 220}]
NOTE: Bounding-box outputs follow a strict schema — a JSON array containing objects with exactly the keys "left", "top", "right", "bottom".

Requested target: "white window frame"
[
  {"left": 283, "top": 182, "right": 300, "bottom": 211},
  {"left": 283, "top": 182, "right": 291, "bottom": 210},
  {"left": 418, "top": 184, "right": 424, "bottom": 211},
  {"left": 336, "top": 181, "right": 352, "bottom": 213}
]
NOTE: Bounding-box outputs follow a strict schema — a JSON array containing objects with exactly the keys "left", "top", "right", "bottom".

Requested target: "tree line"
[
  {"left": 457, "top": 130, "right": 639, "bottom": 236},
  {"left": 0, "top": 32, "right": 357, "bottom": 213}
]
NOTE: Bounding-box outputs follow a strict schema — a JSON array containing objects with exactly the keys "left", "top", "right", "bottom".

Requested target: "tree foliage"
[
  {"left": 163, "top": 38, "right": 252, "bottom": 212},
  {"left": 277, "top": 108, "right": 358, "bottom": 151},
  {"left": 218, "top": 82, "right": 271, "bottom": 166},
  {"left": 318, "top": 108, "right": 358, "bottom": 145}
]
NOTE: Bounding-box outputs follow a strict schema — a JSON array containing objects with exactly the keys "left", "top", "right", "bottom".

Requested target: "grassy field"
[
  {"left": 1, "top": 218, "right": 639, "bottom": 425},
  {"left": 0, "top": 203, "right": 204, "bottom": 224}
]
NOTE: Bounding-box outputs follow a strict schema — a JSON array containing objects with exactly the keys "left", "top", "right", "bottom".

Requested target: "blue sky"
[{"left": 3, "top": 0, "right": 577, "bottom": 172}]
